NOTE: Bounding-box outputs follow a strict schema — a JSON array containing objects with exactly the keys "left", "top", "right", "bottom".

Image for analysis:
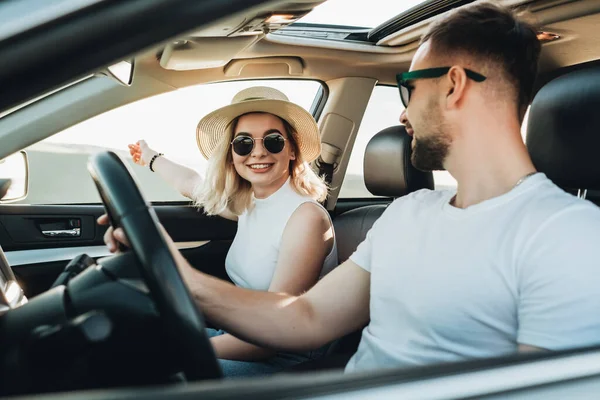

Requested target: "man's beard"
[
  {"left": 411, "top": 134, "right": 450, "bottom": 171},
  {"left": 410, "top": 99, "right": 451, "bottom": 172}
]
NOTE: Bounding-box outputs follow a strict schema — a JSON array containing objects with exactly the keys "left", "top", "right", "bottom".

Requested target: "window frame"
[
  {"left": 21, "top": 78, "right": 328, "bottom": 206},
  {"left": 337, "top": 83, "right": 403, "bottom": 200}
]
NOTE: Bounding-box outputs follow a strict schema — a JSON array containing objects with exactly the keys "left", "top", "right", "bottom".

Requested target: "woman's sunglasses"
[{"left": 231, "top": 133, "right": 287, "bottom": 156}]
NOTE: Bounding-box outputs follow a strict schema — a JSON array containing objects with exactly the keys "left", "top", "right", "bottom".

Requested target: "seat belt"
[{"left": 316, "top": 143, "right": 342, "bottom": 208}]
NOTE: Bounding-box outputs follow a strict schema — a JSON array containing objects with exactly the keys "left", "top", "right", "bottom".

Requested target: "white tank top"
[{"left": 225, "top": 180, "right": 338, "bottom": 290}]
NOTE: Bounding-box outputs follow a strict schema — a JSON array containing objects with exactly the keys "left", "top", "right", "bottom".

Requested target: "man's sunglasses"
[
  {"left": 231, "top": 133, "right": 287, "bottom": 156},
  {"left": 396, "top": 67, "right": 487, "bottom": 108}
]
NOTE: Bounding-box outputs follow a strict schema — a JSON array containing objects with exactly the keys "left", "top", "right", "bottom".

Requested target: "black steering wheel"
[{"left": 87, "top": 151, "right": 221, "bottom": 381}]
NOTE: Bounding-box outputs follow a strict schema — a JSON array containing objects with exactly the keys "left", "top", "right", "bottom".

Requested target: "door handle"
[
  {"left": 38, "top": 218, "right": 82, "bottom": 238},
  {"left": 41, "top": 228, "right": 81, "bottom": 238}
]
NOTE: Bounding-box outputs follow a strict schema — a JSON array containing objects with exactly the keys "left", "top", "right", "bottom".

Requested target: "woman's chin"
[{"left": 247, "top": 172, "right": 289, "bottom": 193}]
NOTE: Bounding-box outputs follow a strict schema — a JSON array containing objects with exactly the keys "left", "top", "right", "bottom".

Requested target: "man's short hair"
[{"left": 421, "top": 2, "right": 541, "bottom": 116}]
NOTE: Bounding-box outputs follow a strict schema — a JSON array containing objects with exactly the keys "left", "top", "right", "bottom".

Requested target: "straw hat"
[{"left": 196, "top": 86, "right": 321, "bottom": 162}]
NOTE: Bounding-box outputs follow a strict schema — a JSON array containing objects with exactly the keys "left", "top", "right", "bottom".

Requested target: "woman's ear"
[{"left": 288, "top": 141, "right": 296, "bottom": 160}]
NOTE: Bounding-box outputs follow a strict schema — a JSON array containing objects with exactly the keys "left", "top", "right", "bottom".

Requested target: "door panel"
[{"left": 0, "top": 203, "right": 237, "bottom": 297}]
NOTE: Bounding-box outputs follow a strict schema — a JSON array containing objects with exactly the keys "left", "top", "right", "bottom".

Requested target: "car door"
[{"left": 0, "top": 78, "right": 325, "bottom": 298}]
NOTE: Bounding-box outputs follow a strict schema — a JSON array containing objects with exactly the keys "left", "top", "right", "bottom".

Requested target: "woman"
[{"left": 120, "top": 86, "right": 338, "bottom": 377}]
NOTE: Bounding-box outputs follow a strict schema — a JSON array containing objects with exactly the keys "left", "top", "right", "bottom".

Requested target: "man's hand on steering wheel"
[
  {"left": 97, "top": 214, "right": 187, "bottom": 271},
  {"left": 89, "top": 151, "right": 221, "bottom": 380},
  {"left": 98, "top": 214, "right": 130, "bottom": 252}
]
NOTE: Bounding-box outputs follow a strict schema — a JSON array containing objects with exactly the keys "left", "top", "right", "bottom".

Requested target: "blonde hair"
[{"left": 193, "top": 113, "right": 328, "bottom": 216}]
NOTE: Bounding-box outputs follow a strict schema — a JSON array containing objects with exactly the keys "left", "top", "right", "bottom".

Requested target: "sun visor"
[{"left": 160, "top": 36, "right": 262, "bottom": 71}]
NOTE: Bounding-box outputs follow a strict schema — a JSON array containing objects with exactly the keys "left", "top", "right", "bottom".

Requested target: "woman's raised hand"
[{"left": 128, "top": 140, "right": 157, "bottom": 166}]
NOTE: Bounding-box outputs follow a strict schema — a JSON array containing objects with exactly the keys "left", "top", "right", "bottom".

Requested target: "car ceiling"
[{"left": 133, "top": 0, "right": 600, "bottom": 90}]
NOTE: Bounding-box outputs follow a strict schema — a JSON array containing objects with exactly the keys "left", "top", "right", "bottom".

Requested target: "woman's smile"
[{"left": 247, "top": 163, "right": 274, "bottom": 173}]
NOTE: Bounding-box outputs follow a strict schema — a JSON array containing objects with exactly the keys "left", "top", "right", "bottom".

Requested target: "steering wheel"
[{"left": 87, "top": 151, "right": 221, "bottom": 381}]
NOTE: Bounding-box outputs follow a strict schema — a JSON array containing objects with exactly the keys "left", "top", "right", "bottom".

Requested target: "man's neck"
[{"left": 446, "top": 125, "right": 537, "bottom": 209}]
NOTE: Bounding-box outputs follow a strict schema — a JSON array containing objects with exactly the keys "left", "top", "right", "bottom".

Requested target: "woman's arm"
[
  {"left": 129, "top": 140, "right": 237, "bottom": 221},
  {"left": 149, "top": 156, "right": 202, "bottom": 200},
  {"left": 209, "top": 202, "right": 334, "bottom": 361},
  {"left": 129, "top": 140, "right": 201, "bottom": 200}
]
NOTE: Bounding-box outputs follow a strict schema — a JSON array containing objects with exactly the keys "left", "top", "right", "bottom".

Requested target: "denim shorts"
[{"left": 206, "top": 328, "right": 328, "bottom": 378}]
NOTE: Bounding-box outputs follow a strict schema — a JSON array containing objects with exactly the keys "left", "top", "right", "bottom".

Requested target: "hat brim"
[{"left": 197, "top": 99, "right": 321, "bottom": 162}]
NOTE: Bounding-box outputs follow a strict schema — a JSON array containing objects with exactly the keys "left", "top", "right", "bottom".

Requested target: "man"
[{"left": 105, "top": 2, "right": 600, "bottom": 373}]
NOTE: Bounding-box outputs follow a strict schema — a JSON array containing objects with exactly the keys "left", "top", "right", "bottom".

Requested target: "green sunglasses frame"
[{"left": 396, "top": 67, "right": 487, "bottom": 108}]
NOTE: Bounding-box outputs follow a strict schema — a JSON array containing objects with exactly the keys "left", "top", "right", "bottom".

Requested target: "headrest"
[
  {"left": 527, "top": 67, "right": 600, "bottom": 190},
  {"left": 363, "top": 125, "right": 434, "bottom": 197}
]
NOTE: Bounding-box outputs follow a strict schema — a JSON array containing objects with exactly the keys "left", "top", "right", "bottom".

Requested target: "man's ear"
[{"left": 445, "top": 66, "right": 468, "bottom": 109}]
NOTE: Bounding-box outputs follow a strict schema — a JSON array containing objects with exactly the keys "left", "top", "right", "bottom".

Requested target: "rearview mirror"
[
  {"left": 107, "top": 60, "right": 134, "bottom": 86},
  {"left": 0, "top": 151, "right": 29, "bottom": 203}
]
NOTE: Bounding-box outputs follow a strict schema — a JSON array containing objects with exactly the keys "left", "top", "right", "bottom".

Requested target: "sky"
[{"left": 297, "top": 0, "right": 427, "bottom": 28}]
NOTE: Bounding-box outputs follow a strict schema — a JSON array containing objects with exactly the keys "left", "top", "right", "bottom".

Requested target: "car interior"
[{"left": 1, "top": 0, "right": 600, "bottom": 398}]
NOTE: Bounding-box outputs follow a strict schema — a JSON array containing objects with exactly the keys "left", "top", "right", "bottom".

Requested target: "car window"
[
  {"left": 21, "top": 80, "right": 323, "bottom": 204},
  {"left": 521, "top": 106, "right": 530, "bottom": 142},
  {"left": 339, "top": 85, "right": 457, "bottom": 198}
]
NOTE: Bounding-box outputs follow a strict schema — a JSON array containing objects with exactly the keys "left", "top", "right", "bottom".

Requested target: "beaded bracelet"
[{"left": 149, "top": 153, "right": 164, "bottom": 172}]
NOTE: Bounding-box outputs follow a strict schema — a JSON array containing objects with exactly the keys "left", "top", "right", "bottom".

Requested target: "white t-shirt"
[
  {"left": 226, "top": 180, "right": 337, "bottom": 291},
  {"left": 345, "top": 173, "right": 600, "bottom": 373}
]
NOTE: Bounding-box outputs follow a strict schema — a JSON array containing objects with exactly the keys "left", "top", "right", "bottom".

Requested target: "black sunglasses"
[
  {"left": 396, "top": 67, "right": 487, "bottom": 108},
  {"left": 231, "top": 132, "right": 287, "bottom": 156}
]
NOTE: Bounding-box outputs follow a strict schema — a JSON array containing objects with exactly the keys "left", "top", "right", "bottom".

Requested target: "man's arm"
[
  {"left": 104, "top": 217, "right": 370, "bottom": 352},
  {"left": 517, "top": 344, "right": 546, "bottom": 353},
  {"left": 210, "top": 334, "right": 274, "bottom": 361},
  {"left": 177, "top": 250, "right": 370, "bottom": 352}
]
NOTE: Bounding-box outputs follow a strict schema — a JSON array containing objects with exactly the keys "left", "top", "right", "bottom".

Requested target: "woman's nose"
[{"left": 250, "top": 138, "right": 267, "bottom": 157}]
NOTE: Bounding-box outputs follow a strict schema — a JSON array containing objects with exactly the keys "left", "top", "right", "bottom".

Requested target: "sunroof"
[{"left": 296, "top": 0, "right": 427, "bottom": 29}]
